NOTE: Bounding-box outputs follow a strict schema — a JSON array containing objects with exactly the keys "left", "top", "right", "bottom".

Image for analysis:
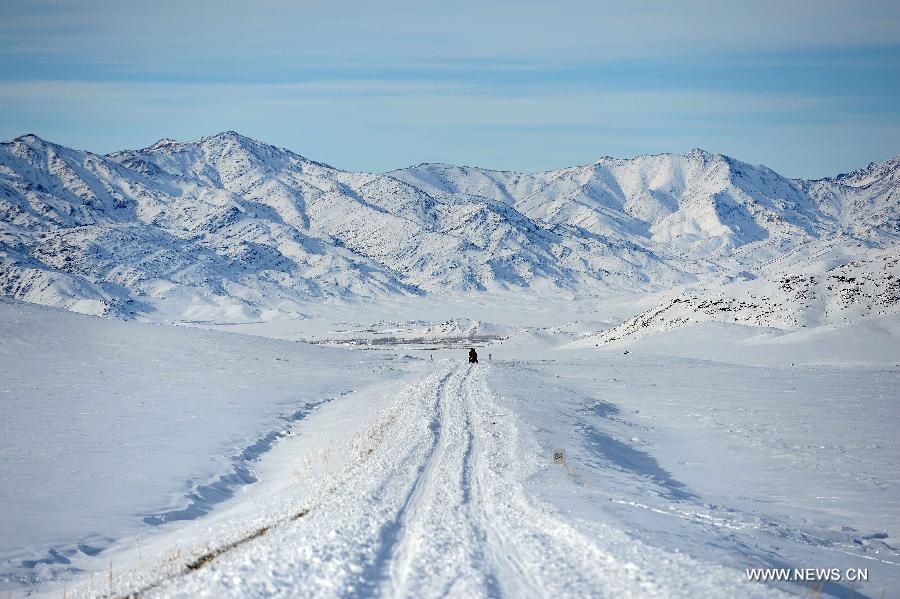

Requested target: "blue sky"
[{"left": 1, "top": 0, "right": 898, "bottom": 177}]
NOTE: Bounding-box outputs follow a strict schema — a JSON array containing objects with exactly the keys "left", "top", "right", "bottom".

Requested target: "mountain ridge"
[
  {"left": 16, "top": 131, "right": 899, "bottom": 181},
  {"left": 1, "top": 132, "right": 897, "bottom": 322}
]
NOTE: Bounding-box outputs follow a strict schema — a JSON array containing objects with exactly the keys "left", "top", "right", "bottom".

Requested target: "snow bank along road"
[{"left": 112, "top": 362, "right": 787, "bottom": 599}]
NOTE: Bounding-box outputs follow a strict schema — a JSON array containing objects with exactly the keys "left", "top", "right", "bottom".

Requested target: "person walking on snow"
[{"left": 468, "top": 348, "right": 478, "bottom": 364}]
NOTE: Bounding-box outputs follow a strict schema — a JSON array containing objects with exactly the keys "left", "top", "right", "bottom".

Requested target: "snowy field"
[
  {"left": 0, "top": 299, "right": 416, "bottom": 592},
  {"left": 1, "top": 295, "right": 898, "bottom": 598}
]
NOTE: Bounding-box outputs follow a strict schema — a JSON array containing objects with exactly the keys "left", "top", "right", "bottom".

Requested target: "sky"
[{"left": 1, "top": 0, "right": 899, "bottom": 178}]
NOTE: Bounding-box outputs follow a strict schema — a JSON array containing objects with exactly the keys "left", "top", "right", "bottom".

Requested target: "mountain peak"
[
  {"left": 831, "top": 153, "right": 900, "bottom": 185},
  {"left": 12, "top": 133, "right": 49, "bottom": 147},
  {"left": 685, "top": 148, "right": 715, "bottom": 158},
  {"left": 134, "top": 132, "right": 260, "bottom": 154},
  {"left": 147, "top": 138, "right": 179, "bottom": 151},
  {"left": 592, "top": 148, "right": 718, "bottom": 167},
  {"left": 200, "top": 131, "right": 258, "bottom": 145}
]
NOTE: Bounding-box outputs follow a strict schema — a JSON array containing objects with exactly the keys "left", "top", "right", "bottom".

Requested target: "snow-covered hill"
[
  {"left": 1, "top": 132, "right": 897, "bottom": 322},
  {"left": 568, "top": 247, "right": 900, "bottom": 348}
]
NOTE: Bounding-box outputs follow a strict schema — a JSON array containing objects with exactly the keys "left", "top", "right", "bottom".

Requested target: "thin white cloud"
[
  {"left": 0, "top": 78, "right": 835, "bottom": 124},
  {"left": 1, "top": 78, "right": 891, "bottom": 179},
  {"left": 3, "top": 0, "right": 900, "bottom": 74}
]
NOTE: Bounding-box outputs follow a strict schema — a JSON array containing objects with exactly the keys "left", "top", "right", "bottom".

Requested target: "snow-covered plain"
[
  {"left": 0, "top": 293, "right": 897, "bottom": 598},
  {"left": 0, "top": 299, "right": 414, "bottom": 591}
]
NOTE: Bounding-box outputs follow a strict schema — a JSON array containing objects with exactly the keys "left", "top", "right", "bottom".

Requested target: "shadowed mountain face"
[{"left": 0, "top": 132, "right": 897, "bottom": 319}]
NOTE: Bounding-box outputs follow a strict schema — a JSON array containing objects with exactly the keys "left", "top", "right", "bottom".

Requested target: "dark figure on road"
[{"left": 468, "top": 348, "right": 478, "bottom": 364}]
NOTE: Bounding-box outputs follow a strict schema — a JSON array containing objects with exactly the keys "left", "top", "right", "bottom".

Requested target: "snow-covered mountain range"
[{"left": 1, "top": 132, "right": 897, "bottom": 322}]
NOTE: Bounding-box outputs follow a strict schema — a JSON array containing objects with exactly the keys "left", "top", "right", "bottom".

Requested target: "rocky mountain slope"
[
  {"left": 568, "top": 247, "right": 899, "bottom": 347},
  {"left": 0, "top": 132, "right": 897, "bottom": 322}
]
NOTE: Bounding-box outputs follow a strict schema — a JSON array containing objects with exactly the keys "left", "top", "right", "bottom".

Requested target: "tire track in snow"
[
  {"left": 459, "top": 365, "right": 791, "bottom": 599},
  {"left": 376, "top": 363, "right": 643, "bottom": 597},
  {"left": 356, "top": 367, "right": 452, "bottom": 594},
  {"left": 378, "top": 364, "right": 500, "bottom": 598},
  {"left": 136, "top": 361, "right": 789, "bottom": 599},
  {"left": 461, "top": 365, "right": 639, "bottom": 597}
]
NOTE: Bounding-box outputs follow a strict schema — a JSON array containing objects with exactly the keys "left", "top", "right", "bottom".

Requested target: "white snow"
[
  {"left": 0, "top": 299, "right": 413, "bottom": 589},
  {"left": 0, "top": 295, "right": 895, "bottom": 597},
  {"left": 1, "top": 132, "right": 898, "bottom": 597}
]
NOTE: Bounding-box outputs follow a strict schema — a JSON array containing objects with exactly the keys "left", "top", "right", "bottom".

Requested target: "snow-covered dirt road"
[{"left": 131, "top": 363, "right": 783, "bottom": 598}]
